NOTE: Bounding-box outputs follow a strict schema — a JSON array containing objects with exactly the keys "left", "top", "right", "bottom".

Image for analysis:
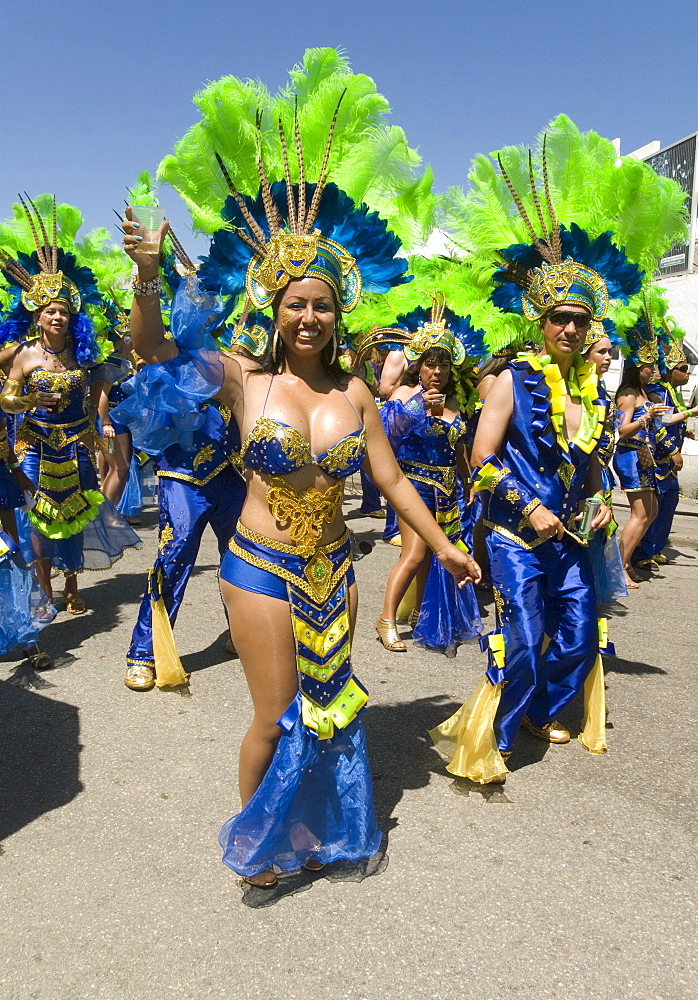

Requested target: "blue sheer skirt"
[
  {"left": 218, "top": 528, "right": 380, "bottom": 877},
  {"left": 117, "top": 454, "right": 143, "bottom": 517},
  {"left": 219, "top": 705, "right": 381, "bottom": 877},
  {"left": 408, "top": 477, "right": 482, "bottom": 651},
  {"left": 19, "top": 445, "right": 142, "bottom": 573},
  {"left": 0, "top": 540, "right": 56, "bottom": 654}
]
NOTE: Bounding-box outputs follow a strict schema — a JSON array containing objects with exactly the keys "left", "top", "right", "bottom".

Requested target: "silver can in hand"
[{"left": 578, "top": 496, "right": 602, "bottom": 539}]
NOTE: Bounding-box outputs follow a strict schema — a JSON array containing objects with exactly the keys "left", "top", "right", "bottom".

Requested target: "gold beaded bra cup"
[{"left": 240, "top": 377, "right": 366, "bottom": 555}]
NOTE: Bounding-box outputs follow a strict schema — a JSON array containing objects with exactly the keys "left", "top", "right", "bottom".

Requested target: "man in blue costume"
[
  {"left": 635, "top": 331, "right": 698, "bottom": 567},
  {"left": 122, "top": 401, "right": 245, "bottom": 690},
  {"left": 430, "top": 148, "right": 646, "bottom": 783}
]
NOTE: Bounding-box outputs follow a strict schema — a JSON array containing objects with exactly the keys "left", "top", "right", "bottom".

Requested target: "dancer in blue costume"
[
  {"left": 613, "top": 314, "right": 670, "bottom": 589},
  {"left": 0, "top": 197, "right": 142, "bottom": 614},
  {"left": 373, "top": 298, "right": 485, "bottom": 655},
  {"left": 0, "top": 409, "right": 56, "bottom": 667},
  {"left": 582, "top": 321, "right": 628, "bottom": 604},
  {"left": 635, "top": 326, "right": 698, "bottom": 567},
  {"left": 111, "top": 238, "right": 247, "bottom": 693},
  {"left": 429, "top": 145, "right": 648, "bottom": 782},
  {"left": 121, "top": 107, "right": 479, "bottom": 886},
  {"left": 91, "top": 297, "right": 138, "bottom": 509}
]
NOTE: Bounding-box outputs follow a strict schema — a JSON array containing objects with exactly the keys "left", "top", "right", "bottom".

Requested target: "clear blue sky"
[{"left": 2, "top": 0, "right": 696, "bottom": 251}]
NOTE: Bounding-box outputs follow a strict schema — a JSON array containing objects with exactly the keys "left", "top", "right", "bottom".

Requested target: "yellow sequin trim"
[
  {"left": 156, "top": 460, "right": 231, "bottom": 486},
  {"left": 402, "top": 461, "right": 456, "bottom": 495}
]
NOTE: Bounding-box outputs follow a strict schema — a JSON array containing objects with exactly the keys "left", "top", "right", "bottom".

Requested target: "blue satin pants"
[
  {"left": 359, "top": 469, "right": 382, "bottom": 513},
  {"left": 486, "top": 531, "right": 597, "bottom": 753},
  {"left": 635, "top": 469, "right": 679, "bottom": 560},
  {"left": 127, "top": 467, "right": 245, "bottom": 666}
]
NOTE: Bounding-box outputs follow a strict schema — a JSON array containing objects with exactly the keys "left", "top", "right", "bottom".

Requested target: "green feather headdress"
[
  {"left": 157, "top": 47, "right": 435, "bottom": 252},
  {"left": 437, "top": 114, "right": 688, "bottom": 350}
]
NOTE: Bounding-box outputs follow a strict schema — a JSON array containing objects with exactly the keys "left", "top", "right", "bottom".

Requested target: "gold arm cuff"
[{"left": 0, "top": 379, "right": 35, "bottom": 414}]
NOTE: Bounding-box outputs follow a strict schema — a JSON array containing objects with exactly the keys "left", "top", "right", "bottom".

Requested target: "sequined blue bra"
[{"left": 240, "top": 376, "right": 367, "bottom": 480}]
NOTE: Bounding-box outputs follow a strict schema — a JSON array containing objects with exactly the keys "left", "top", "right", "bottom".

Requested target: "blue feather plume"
[
  {"left": 492, "top": 223, "right": 644, "bottom": 316},
  {"left": 198, "top": 181, "right": 410, "bottom": 315}
]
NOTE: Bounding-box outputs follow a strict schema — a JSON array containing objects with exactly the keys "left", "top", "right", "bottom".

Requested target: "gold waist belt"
[{"left": 265, "top": 475, "right": 344, "bottom": 557}]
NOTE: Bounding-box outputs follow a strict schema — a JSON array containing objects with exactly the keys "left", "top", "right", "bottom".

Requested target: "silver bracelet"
[{"left": 132, "top": 276, "right": 161, "bottom": 297}]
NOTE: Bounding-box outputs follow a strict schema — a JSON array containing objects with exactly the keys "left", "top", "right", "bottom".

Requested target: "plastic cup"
[
  {"left": 661, "top": 410, "right": 674, "bottom": 424},
  {"left": 429, "top": 393, "right": 446, "bottom": 417},
  {"left": 130, "top": 205, "right": 165, "bottom": 255}
]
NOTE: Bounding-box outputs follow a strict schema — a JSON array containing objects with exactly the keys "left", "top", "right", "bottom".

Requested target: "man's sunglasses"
[
  {"left": 548, "top": 311, "right": 592, "bottom": 330},
  {"left": 674, "top": 364, "right": 689, "bottom": 372}
]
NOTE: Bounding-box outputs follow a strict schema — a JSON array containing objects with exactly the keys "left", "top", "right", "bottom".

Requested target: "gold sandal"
[
  {"left": 64, "top": 594, "right": 87, "bottom": 615},
  {"left": 375, "top": 617, "right": 407, "bottom": 652}
]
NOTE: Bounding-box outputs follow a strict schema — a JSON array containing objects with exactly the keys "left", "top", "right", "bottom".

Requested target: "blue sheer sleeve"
[
  {"left": 380, "top": 394, "right": 428, "bottom": 449},
  {"left": 111, "top": 277, "right": 226, "bottom": 455}
]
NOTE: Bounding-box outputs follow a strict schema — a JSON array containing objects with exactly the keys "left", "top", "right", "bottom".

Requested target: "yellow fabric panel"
[
  {"left": 151, "top": 573, "right": 190, "bottom": 690},
  {"left": 301, "top": 678, "right": 369, "bottom": 740},
  {"left": 396, "top": 576, "right": 417, "bottom": 622},
  {"left": 578, "top": 653, "right": 607, "bottom": 755},
  {"left": 292, "top": 609, "right": 350, "bottom": 658},
  {"left": 429, "top": 676, "right": 508, "bottom": 784}
]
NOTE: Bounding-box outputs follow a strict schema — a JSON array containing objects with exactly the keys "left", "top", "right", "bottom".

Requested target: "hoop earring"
[
  {"left": 330, "top": 329, "right": 337, "bottom": 365},
  {"left": 272, "top": 329, "right": 280, "bottom": 362}
]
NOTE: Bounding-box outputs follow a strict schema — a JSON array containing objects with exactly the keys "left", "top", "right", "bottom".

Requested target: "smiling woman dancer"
[
  {"left": 122, "top": 115, "right": 479, "bottom": 888},
  {"left": 0, "top": 197, "right": 141, "bottom": 614}
]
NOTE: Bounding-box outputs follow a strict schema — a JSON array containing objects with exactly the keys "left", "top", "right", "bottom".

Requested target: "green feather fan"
[
  {"left": 437, "top": 113, "right": 688, "bottom": 354},
  {"left": 157, "top": 47, "right": 434, "bottom": 250}
]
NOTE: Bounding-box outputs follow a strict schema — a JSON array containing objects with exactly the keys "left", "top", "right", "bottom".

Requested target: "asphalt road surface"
[{"left": 1, "top": 483, "right": 696, "bottom": 1000}]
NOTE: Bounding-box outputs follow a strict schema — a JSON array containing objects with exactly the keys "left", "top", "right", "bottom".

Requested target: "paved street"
[{"left": 1, "top": 483, "right": 696, "bottom": 1000}]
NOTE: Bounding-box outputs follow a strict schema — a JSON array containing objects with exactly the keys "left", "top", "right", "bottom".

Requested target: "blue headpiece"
[
  {"left": 221, "top": 311, "right": 275, "bottom": 357},
  {"left": 392, "top": 297, "right": 487, "bottom": 368},
  {"left": 656, "top": 322, "right": 686, "bottom": 376},
  {"left": 196, "top": 105, "right": 409, "bottom": 321},
  {"left": 584, "top": 316, "right": 624, "bottom": 351},
  {"left": 0, "top": 196, "right": 102, "bottom": 363},
  {"left": 625, "top": 310, "right": 659, "bottom": 367},
  {"left": 492, "top": 147, "right": 643, "bottom": 321}
]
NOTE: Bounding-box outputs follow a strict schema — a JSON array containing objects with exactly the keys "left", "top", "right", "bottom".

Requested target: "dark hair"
[
  {"left": 250, "top": 286, "right": 347, "bottom": 384},
  {"left": 475, "top": 355, "right": 511, "bottom": 385},
  {"left": 615, "top": 362, "right": 644, "bottom": 401},
  {"left": 400, "top": 346, "right": 456, "bottom": 396}
]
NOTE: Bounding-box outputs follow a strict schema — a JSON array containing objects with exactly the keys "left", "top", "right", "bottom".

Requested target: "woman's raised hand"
[
  {"left": 436, "top": 544, "right": 482, "bottom": 587},
  {"left": 122, "top": 207, "right": 169, "bottom": 275}
]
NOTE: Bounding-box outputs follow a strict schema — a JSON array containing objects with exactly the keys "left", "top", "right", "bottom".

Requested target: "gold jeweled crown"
[
  {"left": 213, "top": 100, "right": 362, "bottom": 314},
  {"left": 0, "top": 195, "right": 81, "bottom": 313}
]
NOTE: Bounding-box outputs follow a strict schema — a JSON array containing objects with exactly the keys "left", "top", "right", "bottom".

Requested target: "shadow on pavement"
[
  {"left": 0, "top": 681, "right": 82, "bottom": 841},
  {"left": 183, "top": 630, "right": 235, "bottom": 674},
  {"left": 365, "top": 695, "right": 462, "bottom": 831},
  {"left": 234, "top": 693, "right": 459, "bottom": 909},
  {"left": 238, "top": 842, "right": 389, "bottom": 909},
  {"left": 604, "top": 655, "right": 667, "bottom": 676}
]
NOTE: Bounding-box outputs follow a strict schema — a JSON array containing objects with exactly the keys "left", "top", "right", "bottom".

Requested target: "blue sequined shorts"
[{"left": 220, "top": 523, "right": 355, "bottom": 601}]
